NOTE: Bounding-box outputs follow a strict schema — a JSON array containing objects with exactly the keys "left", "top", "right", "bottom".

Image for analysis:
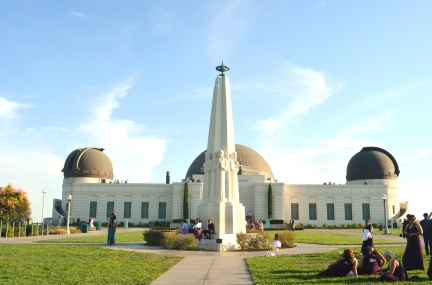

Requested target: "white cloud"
[
  {"left": 0, "top": 97, "right": 31, "bottom": 120},
  {"left": 253, "top": 63, "right": 343, "bottom": 133},
  {"left": 0, "top": 77, "right": 168, "bottom": 222},
  {"left": 79, "top": 77, "right": 167, "bottom": 182},
  {"left": 339, "top": 112, "right": 395, "bottom": 138}
]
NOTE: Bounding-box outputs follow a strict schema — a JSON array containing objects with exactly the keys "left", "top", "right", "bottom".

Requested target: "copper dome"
[{"left": 185, "top": 144, "right": 274, "bottom": 180}]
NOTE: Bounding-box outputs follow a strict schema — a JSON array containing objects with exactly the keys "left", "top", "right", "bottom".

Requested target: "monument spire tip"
[{"left": 216, "top": 61, "right": 229, "bottom": 75}]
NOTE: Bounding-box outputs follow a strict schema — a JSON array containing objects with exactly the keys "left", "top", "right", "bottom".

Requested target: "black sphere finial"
[{"left": 216, "top": 61, "right": 229, "bottom": 75}]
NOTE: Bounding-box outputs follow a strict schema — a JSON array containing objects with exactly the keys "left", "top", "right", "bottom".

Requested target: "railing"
[{"left": 0, "top": 221, "right": 50, "bottom": 238}]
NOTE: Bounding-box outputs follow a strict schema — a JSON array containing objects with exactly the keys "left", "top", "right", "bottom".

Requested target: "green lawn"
[
  {"left": 0, "top": 244, "right": 182, "bottom": 285},
  {"left": 349, "top": 229, "right": 403, "bottom": 236},
  {"left": 37, "top": 231, "right": 144, "bottom": 243},
  {"left": 292, "top": 231, "right": 405, "bottom": 245},
  {"left": 246, "top": 246, "right": 430, "bottom": 284}
]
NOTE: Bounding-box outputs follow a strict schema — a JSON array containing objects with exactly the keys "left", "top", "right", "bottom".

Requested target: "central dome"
[{"left": 185, "top": 144, "right": 274, "bottom": 180}]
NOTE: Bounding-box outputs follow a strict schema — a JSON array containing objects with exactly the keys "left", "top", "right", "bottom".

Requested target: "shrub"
[
  {"left": 69, "top": 227, "right": 79, "bottom": 234},
  {"left": 348, "top": 223, "right": 357, "bottom": 229},
  {"left": 143, "top": 230, "right": 165, "bottom": 246},
  {"left": 172, "top": 218, "right": 183, "bottom": 223},
  {"left": 372, "top": 223, "right": 379, "bottom": 228},
  {"left": 305, "top": 224, "right": 316, "bottom": 229},
  {"left": 294, "top": 223, "right": 304, "bottom": 230},
  {"left": 170, "top": 235, "right": 198, "bottom": 251},
  {"left": 161, "top": 232, "right": 178, "bottom": 249},
  {"left": 269, "top": 220, "right": 284, "bottom": 224},
  {"left": 358, "top": 223, "right": 364, "bottom": 229},
  {"left": 277, "top": 230, "right": 295, "bottom": 248},
  {"left": 331, "top": 224, "right": 339, "bottom": 229},
  {"left": 322, "top": 223, "right": 328, "bottom": 229},
  {"left": 341, "top": 223, "right": 348, "bottom": 229},
  {"left": 236, "top": 232, "right": 273, "bottom": 251}
]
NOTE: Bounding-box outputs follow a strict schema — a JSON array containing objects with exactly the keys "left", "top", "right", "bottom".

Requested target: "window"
[
  {"left": 141, "top": 202, "right": 149, "bottom": 219},
  {"left": 89, "top": 201, "right": 97, "bottom": 218},
  {"left": 327, "top": 203, "right": 335, "bottom": 220},
  {"left": 344, "top": 203, "right": 353, "bottom": 220},
  {"left": 291, "top": 203, "right": 299, "bottom": 220},
  {"left": 392, "top": 205, "right": 395, "bottom": 214},
  {"left": 106, "top": 202, "right": 114, "bottom": 218},
  {"left": 158, "top": 202, "right": 166, "bottom": 219},
  {"left": 309, "top": 203, "right": 317, "bottom": 220},
  {"left": 362, "top": 203, "right": 370, "bottom": 220},
  {"left": 124, "top": 202, "right": 131, "bottom": 219}
]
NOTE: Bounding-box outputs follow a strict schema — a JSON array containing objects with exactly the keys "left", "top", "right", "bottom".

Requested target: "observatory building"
[{"left": 54, "top": 65, "right": 407, "bottom": 234}]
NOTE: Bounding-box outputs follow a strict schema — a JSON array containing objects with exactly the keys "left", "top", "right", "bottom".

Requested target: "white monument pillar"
[{"left": 197, "top": 62, "right": 245, "bottom": 251}]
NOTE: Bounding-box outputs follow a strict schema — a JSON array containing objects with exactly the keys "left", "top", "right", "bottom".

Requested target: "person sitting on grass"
[
  {"left": 273, "top": 233, "right": 281, "bottom": 251},
  {"left": 370, "top": 246, "right": 386, "bottom": 268},
  {"left": 357, "top": 246, "right": 381, "bottom": 275},
  {"left": 317, "top": 248, "right": 358, "bottom": 278},
  {"left": 248, "top": 220, "right": 255, "bottom": 231},
  {"left": 374, "top": 250, "right": 408, "bottom": 282}
]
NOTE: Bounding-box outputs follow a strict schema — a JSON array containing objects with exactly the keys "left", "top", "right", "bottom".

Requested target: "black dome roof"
[
  {"left": 185, "top": 144, "right": 274, "bottom": 180},
  {"left": 346, "top": 147, "right": 399, "bottom": 182},
  {"left": 62, "top": 147, "right": 114, "bottom": 180}
]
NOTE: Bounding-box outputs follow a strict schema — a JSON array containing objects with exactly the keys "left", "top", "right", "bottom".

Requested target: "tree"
[
  {"left": 0, "top": 184, "right": 32, "bottom": 222},
  {"left": 268, "top": 183, "right": 273, "bottom": 219},
  {"left": 183, "top": 182, "right": 189, "bottom": 219}
]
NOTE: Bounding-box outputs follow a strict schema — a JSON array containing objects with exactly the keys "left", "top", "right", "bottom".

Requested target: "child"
[{"left": 273, "top": 233, "right": 281, "bottom": 250}]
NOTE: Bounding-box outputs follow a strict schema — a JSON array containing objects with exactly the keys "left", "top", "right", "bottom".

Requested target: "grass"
[
  {"left": 37, "top": 231, "right": 144, "bottom": 243},
  {"left": 246, "top": 246, "right": 430, "bottom": 284},
  {"left": 0, "top": 244, "right": 182, "bottom": 285},
  {"left": 292, "top": 231, "right": 405, "bottom": 245},
  {"left": 349, "top": 229, "right": 403, "bottom": 236}
]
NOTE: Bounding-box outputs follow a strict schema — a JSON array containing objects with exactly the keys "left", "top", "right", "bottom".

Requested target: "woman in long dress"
[
  {"left": 402, "top": 215, "right": 424, "bottom": 271},
  {"left": 376, "top": 250, "right": 408, "bottom": 282},
  {"left": 318, "top": 248, "right": 358, "bottom": 278},
  {"left": 357, "top": 246, "right": 381, "bottom": 275},
  {"left": 361, "top": 219, "right": 374, "bottom": 252}
]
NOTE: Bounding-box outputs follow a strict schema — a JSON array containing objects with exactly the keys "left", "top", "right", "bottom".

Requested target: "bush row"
[
  {"left": 237, "top": 230, "right": 295, "bottom": 250},
  {"left": 143, "top": 230, "right": 198, "bottom": 250}
]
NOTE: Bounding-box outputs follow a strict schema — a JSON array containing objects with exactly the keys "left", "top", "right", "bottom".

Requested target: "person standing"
[
  {"left": 107, "top": 213, "right": 117, "bottom": 246},
  {"left": 361, "top": 219, "right": 374, "bottom": 252},
  {"left": 402, "top": 215, "right": 424, "bottom": 271},
  {"left": 427, "top": 212, "right": 432, "bottom": 256},
  {"left": 89, "top": 217, "right": 94, "bottom": 228},
  {"left": 420, "top": 212, "right": 431, "bottom": 255}
]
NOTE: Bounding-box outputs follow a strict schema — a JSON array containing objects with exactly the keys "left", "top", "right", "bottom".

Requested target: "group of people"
[
  {"left": 180, "top": 218, "right": 215, "bottom": 240},
  {"left": 319, "top": 215, "right": 432, "bottom": 281},
  {"left": 247, "top": 219, "right": 265, "bottom": 231}
]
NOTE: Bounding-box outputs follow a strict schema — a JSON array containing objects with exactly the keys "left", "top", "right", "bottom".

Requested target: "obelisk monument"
[{"left": 197, "top": 62, "right": 245, "bottom": 251}]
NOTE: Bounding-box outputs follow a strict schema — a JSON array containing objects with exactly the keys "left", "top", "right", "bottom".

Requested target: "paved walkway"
[{"left": 0, "top": 228, "right": 406, "bottom": 285}]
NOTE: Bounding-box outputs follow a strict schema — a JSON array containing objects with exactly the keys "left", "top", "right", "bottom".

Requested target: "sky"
[{"left": 1, "top": 1, "right": 431, "bottom": 223}]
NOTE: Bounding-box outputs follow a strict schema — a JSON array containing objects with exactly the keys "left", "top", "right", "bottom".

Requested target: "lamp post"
[
  {"left": 66, "top": 195, "right": 72, "bottom": 234},
  {"left": 42, "top": 189, "right": 47, "bottom": 223},
  {"left": 382, "top": 194, "right": 390, "bottom": 235}
]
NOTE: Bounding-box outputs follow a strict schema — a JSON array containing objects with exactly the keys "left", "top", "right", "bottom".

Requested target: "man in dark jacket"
[
  {"left": 420, "top": 212, "right": 431, "bottom": 255},
  {"left": 204, "top": 219, "right": 215, "bottom": 239}
]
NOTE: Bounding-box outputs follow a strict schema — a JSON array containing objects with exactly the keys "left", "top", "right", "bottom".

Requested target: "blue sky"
[{"left": 1, "top": 1, "right": 431, "bottom": 222}]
